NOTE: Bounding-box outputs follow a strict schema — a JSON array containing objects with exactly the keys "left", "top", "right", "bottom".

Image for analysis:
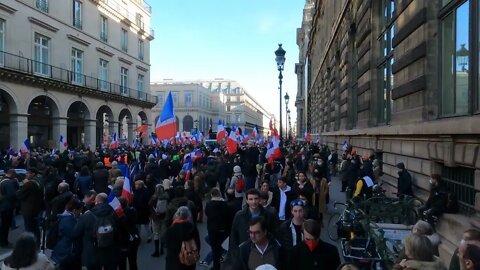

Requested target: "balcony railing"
[
  {"left": 0, "top": 51, "right": 155, "bottom": 103},
  {"left": 135, "top": 0, "right": 151, "bottom": 14}
]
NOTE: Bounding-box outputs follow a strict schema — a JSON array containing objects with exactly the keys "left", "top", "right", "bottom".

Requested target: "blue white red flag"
[
  {"left": 59, "top": 135, "right": 68, "bottom": 147},
  {"left": 107, "top": 189, "right": 124, "bottom": 217},
  {"left": 216, "top": 120, "right": 226, "bottom": 143},
  {"left": 121, "top": 176, "right": 132, "bottom": 204},
  {"left": 20, "top": 138, "right": 30, "bottom": 154},
  {"left": 226, "top": 128, "right": 238, "bottom": 155},
  {"left": 110, "top": 133, "right": 119, "bottom": 149},
  {"left": 155, "top": 92, "right": 177, "bottom": 140}
]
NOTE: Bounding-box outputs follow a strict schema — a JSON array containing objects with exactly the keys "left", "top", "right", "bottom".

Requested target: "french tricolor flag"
[
  {"left": 216, "top": 120, "right": 226, "bottom": 143},
  {"left": 121, "top": 176, "right": 132, "bottom": 204},
  {"left": 110, "top": 133, "right": 119, "bottom": 149},
  {"left": 20, "top": 138, "right": 30, "bottom": 154},
  {"left": 59, "top": 135, "right": 68, "bottom": 147},
  {"left": 251, "top": 126, "right": 258, "bottom": 138},
  {"left": 155, "top": 92, "right": 177, "bottom": 141},
  {"left": 226, "top": 128, "right": 238, "bottom": 155},
  {"left": 107, "top": 190, "right": 124, "bottom": 217},
  {"left": 304, "top": 130, "right": 311, "bottom": 141}
]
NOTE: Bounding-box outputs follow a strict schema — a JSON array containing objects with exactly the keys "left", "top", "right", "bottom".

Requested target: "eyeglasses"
[{"left": 291, "top": 200, "right": 304, "bottom": 207}]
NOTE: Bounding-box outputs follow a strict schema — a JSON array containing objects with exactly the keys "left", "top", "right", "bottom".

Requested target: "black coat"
[
  {"left": 292, "top": 181, "right": 314, "bottom": 201},
  {"left": 271, "top": 187, "right": 296, "bottom": 221},
  {"left": 16, "top": 180, "right": 43, "bottom": 217},
  {"left": 205, "top": 199, "right": 229, "bottom": 233},
  {"left": 132, "top": 187, "right": 151, "bottom": 224},
  {"left": 73, "top": 203, "right": 120, "bottom": 268},
  {"left": 397, "top": 169, "right": 413, "bottom": 197},
  {"left": 289, "top": 240, "right": 341, "bottom": 270},
  {"left": 278, "top": 219, "right": 303, "bottom": 252},
  {"left": 164, "top": 221, "right": 200, "bottom": 270},
  {"left": 0, "top": 177, "right": 18, "bottom": 211},
  {"left": 92, "top": 168, "right": 109, "bottom": 194}
]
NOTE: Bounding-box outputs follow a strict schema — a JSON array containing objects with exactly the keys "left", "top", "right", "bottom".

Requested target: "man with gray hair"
[{"left": 49, "top": 182, "right": 73, "bottom": 220}]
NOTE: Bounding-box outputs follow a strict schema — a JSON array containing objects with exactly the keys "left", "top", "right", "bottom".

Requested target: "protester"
[
  {"left": 449, "top": 229, "right": 480, "bottom": 270},
  {"left": 75, "top": 165, "right": 92, "bottom": 199},
  {"left": 292, "top": 171, "right": 314, "bottom": 202},
  {"left": 229, "top": 165, "right": 245, "bottom": 200},
  {"left": 16, "top": 168, "right": 43, "bottom": 243},
  {"left": 459, "top": 243, "right": 480, "bottom": 270},
  {"left": 278, "top": 199, "right": 305, "bottom": 252},
  {"left": 392, "top": 234, "right": 445, "bottom": 270},
  {"left": 132, "top": 180, "right": 151, "bottom": 243},
  {"left": 396, "top": 162, "right": 413, "bottom": 197},
  {"left": 259, "top": 181, "right": 273, "bottom": 207},
  {"left": 271, "top": 176, "right": 295, "bottom": 222},
  {"left": 204, "top": 188, "right": 229, "bottom": 270},
  {"left": 1, "top": 232, "right": 54, "bottom": 270},
  {"left": 149, "top": 184, "right": 169, "bottom": 257},
  {"left": 164, "top": 206, "right": 200, "bottom": 270},
  {"left": 117, "top": 197, "right": 139, "bottom": 270},
  {"left": 419, "top": 174, "right": 448, "bottom": 224},
  {"left": 92, "top": 162, "right": 109, "bottom": 194},
  {"left": 0, "top": 169, "right": 19, "bottom": 247}
]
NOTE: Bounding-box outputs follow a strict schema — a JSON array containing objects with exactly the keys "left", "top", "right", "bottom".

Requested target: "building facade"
[
  {"left": 0, "top": 0, "right": 155, "bottom": 150},
  {"left": 152, "top": 79, "right": 273, "bottom": 136},
  {"left": 296, "top": 0, "right": 480, "bottom": 263}
]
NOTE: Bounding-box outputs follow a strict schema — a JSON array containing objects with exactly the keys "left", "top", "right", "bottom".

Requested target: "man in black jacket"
[
  {"left": 278, "top": 200, "right": 305, "bottom": 252},
  {"left": 16, "top": 168, "right": 43, "bottom": 243},
  {"left": 73, "top": 193, "right": 119, "bottom": 270},
  {"left": 92, "top": 162, "right": 109, "bottom": 194},
  {"left": 205, "top": 188, "right": 229, "bottom": 270},
  {"left": 0, "top": 169, "right": 19, "bottom": 246},
  {"left": 271, "top": 176, "right": 296, "bottom": 222},
  {"left": 228, "top": 189, "right": 279, "bottom": 254},
  {"left": 396, "top": 162, "right": 413, "bottom": 197}
]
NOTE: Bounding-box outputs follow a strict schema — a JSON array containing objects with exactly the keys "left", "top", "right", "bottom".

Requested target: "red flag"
[{"left": 134, "top": 124, "right": 148, "bottom": 133}]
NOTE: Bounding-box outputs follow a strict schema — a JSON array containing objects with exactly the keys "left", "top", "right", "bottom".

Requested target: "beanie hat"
[{"left": 233, "top": 165, "right": 241, "bottom": 173}]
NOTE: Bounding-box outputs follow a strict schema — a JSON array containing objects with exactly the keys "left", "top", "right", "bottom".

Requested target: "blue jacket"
[
  {"left": 51, "top": 211, "right": 79, "bottom": 264},
  {"left": 75, "top": 176, "right": 92, "bottom": 198}
]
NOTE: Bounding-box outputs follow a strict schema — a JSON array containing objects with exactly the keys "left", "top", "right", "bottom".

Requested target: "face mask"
[{"left": 305, "top": 239, "right": 319, "bottom": 252}]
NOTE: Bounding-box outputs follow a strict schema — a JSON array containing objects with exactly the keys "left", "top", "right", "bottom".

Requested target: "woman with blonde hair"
[{"left": 393, "top": 234, "right": 446, "bottom": 270}]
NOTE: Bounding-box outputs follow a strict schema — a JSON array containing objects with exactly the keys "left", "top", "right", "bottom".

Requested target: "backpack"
[
  {"left": 91, "top": 211, "right": 115, "bottom": 248},
  {"left": 155, "top": 198, "right": 168, "bottom": 216},
  {"left": 445, "top": 192, "right": 459, "bottom": 214},
  {"left": 235, "top": 175, "right": 245, "bottom": 193},
  {"left": 178, "top": 238, "right": 199, "bottom": 266}
]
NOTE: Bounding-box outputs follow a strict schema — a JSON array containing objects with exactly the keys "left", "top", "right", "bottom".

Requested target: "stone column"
[
  {"left": 109, "top": 121, "right": 120, "bottom": 136},
  {"left": 10, "top": 114, "right": 29, "bottom": 151},
  {"left": 84, "top": 119, "right": 97, "bottom": 150},
  {"left": 127, "top": 122, "right": 135, "bottom": 146},
  {"left": 52, "top": 117, "right": 68, "bottom": 152}
]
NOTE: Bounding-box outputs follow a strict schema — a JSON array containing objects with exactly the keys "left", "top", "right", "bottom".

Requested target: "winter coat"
[
  {"left": 310, "top": 177, "right": 329, "bottom": 215},
  {"left": 165, "top": 197, "right": 197, "bottom": 227},
  {"left": 292, "top": 180, "right": 314, "bottom": 202},
  {"left": 234, "top": 237, "right": 285, "bottom": 270},
  {"left": 51, "top": 211, "right": 79, "bottom": 264},
  {"left": 204, "top": 162, "right": 219, "bottom": 188},
  {"left": 393, "top": 256, "right": 446, "bottom": 270},
  {"left": 92, "top": 168, "right": 109, "bottom": 194},
  {"left": 0, "top": 177, "right": 19, "bottom": 211},
  {"left": 72, "top": 202, "right": 120, "bottom": 268},
  {"left": 49, "top": 191, "right": 73, "bottom": 219},
  {"left": 1, "top": 253, "right": 54, "bottom": 270},
  {"left": 164, "top": 221, "right": 200, "bottom": 270},
  {"left": 397, "top": 169, "right": 414, "bottom": 197},
  {"left": 271, "top": 186, "right": 296, "bottom": 221},
  {"left": 74, "top": 175, "right": 92, "bottom": 199},
  {"left": 132, "top": 187, "right": 150, "bottom": 224},
  {"left": 229, "top": 172, "right": 245, "bottom": 198},
  {"left": 289, "top": 240, "right": 341, "bottom": 270},
  {"left": 205, "top": 198, "right": 229, "bottom": 233},
  {"left": 16, "top": 180, "right": 43, "bottom": 217},
  {"left": 278, "top": 219, "right": 303, "bottom": 252}
]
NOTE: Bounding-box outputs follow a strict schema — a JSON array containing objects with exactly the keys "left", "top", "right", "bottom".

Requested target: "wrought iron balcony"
[{"left": 0, "top": 51, "right": 155, "bottom": 104}]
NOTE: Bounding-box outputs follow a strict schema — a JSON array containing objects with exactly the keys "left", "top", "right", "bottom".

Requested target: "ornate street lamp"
[
  {"left": 275, "top": 44, "right": 286, "bottom": 139},
  {"left": 457, "top": 43, "right": 469, "bottom": 72}
]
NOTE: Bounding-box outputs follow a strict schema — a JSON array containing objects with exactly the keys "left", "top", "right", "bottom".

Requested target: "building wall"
[
  {"left": 0, "top": 0, "right": 155, "bottom": 149},
  {"left": 298, "top": 0, "right": 480, "bottom": 264}
]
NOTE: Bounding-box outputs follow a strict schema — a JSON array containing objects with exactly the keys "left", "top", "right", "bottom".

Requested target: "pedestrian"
[
  {"left": 16, "top": 168, "right": 43, "bottom": 243},
  {"left": 204, "top": 188, "right": 229, "bottom": 270},
  {"left": 49, "top": 182, "right": 73, "bottom": 220},
  {"left": 278, "top": 199, "right": 305, "bottom": 252},
  {"left": 108, "top": 161, "right": 123, "bottom": 185},
  {"left": 1, "top": 232, "right": 54, "bottom": 270},
  {"left": 184, "top": 180, "right": 203, "bottom": 224},
  {"left": 149, "top": 184, "right": 169, "bottom": 257},
  {"left": 81, "top": 190, "right": 97, "bottom": 213},
  {"left": 74, "top": 166, "right": 92, "bottom": 199},
  {"left": 271, "top": 176, "right": 295, "bottom": 222},
  {"left": 92, "top": 162, "right": 109, "bottom": 194},
  {"left": 235, "top": 216, "right": 285, "bottom": 270},
  {"left": 132, "top": 180, "right": 152, "bottom": 243},
  {"left": 51, "top": 196, "right": 83, "bottom": 270},
  {"left": 419, "top": 174, "right": 448, "bottom": 224},
  {"left": 73, "top": 193, "right": 119, "bottom": 270},
  {"left": 164, "top": 206, "right": 201, "bottom": 270},
  {"left": 459, "top": 242, "right": 480, "bottom": 270},
  {"left": 117, "top": 197, "right": 140, "bottom": 270},
  {"left": 0, "top": 169, "right": 19, "bottom": 247},
  {"left": 392, "top": 234, "right": 445, "bottom": 270},
  {"left": 292, "top": 171, "right": 314, "bottom": 203},
  {"left": 259, "top": 181, "right": 273, "bottom": 207},
  {"left": 396, "top": 162, "right": 413, "bottom": 197},
  {"left": 449, "top": 229, "right": 480, "bottom": 270},
  {"left": 229, "top": 165, "right": 246, "bottom": 200},
  {"left": 289, "top": 219, "right": 340, "bottom": 270}
]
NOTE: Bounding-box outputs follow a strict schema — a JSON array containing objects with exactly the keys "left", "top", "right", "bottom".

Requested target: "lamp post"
[
  {"left": 284, "top": 92, "right": 289, "bottom": 138},
  {"left": 275, "top": 44, "right": 286, "bottom": 139}
]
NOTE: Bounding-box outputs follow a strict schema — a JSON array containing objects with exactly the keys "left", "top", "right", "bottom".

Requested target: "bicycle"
[{"left": 327, "top": 201, "right": 368, "bottom": 241}]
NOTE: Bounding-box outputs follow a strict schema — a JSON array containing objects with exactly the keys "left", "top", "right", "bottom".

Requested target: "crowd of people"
[{"left": 0, "top": 138, "right": 477, "bottom": 270}]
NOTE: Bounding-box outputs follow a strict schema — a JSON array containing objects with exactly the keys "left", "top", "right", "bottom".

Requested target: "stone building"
[
  {"left": 0, "top": 0, "right": 155, "bottom": 150},
  {"left": 295, "top": 0, "right": 480, "bottom": 263},
  {"left": 152, "top": 79, "right": 273, "bottom": 136}
]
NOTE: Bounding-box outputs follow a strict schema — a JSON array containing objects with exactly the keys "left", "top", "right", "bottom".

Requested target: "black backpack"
[{"left": 91, "top": 211, "right": 116, "bottom": 248}]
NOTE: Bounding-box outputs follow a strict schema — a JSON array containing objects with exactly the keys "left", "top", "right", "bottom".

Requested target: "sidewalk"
[{"left": 0, "top": 214, "right": 29, "bottom": 261}]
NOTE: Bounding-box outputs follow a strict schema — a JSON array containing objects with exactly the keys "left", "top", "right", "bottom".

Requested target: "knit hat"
[{"left": 233, "top": 165, "right": 242, "bottom": 173}]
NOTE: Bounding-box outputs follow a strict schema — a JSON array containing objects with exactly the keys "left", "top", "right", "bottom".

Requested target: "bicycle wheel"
[{"left": 327, "top": 212, "right": 342, "bottom": 241}]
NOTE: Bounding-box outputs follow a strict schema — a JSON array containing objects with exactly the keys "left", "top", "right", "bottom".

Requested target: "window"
[
  {"left": 121, "top": 29, "right": 128, "bottom": 52},
  {"left": 138, "top": 39, "right": 144, "bottom": 60},
  {"left": 236, "top": 115, "right": 241, "bottom": 123},
  {"left": 185, "top": 92, "right": 192, "bottom": 106},
  {"left": 73, "top": 0, "right": 82, "bottom": 29},
  {"left": 442, "top": 165, "right": 475, "bottom": 216},
  {"left": 226, "top": 115, "right": 231, "bottom": 124},
  {"left": 441, "top": 1, "right": 470, "bottom": 115},
  {"left": 377, "top": 0, "right": 394, "bottom": 124},
  {"left": 157, "top": 93, "right": 164, "bottom": 106},
  {"left": 100, "top": 16, "right": 108, "bottom": 42},
  {"left": 71, "top": 48, "right": 83, "bottom": 84},
  {"left": 34, "top": 33, "right": 50, "bottom": 76},
  {"left": 135, "top": 13, "right": 144, "bottom": 30},
  {"left": 120, "top": 67, "right": 128, "bottom": 95},
  {"left": 36, "top": 0, "right": 48, "bottom": 12},
  {"left": 0, "top": 20, "right": 4, "bottom": 66},
  {"left": 172, "top": 92, "right": 178, "bottom": 105},
  {"left": 99, "top": 59, "right": 108, "bottom": 90},
  {"left": 137, "top": 74, "right": 144, "bottom": 98}
]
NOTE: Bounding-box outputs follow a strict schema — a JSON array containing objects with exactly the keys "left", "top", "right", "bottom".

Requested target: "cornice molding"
[
  {"left": 118, "top": 57, "right": 133, "bottom": 65},
  {"left": 67, "top": 34, "right": 91, "bottom": 47},
  {"left": 136, "top": 65, "right": 148, "bottom": 72},
  {"left": 28, "top": 17, "right": 59, "bottom": 32},
  {"left": 0, "top": 3, "right": 17, "bottom": 14},
  {"left": 96, "top": 47, "right": 114, "bottom": 57}
]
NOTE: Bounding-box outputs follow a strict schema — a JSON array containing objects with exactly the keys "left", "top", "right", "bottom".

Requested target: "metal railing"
[
  {"left": 442, "top": 166, "right": 476, "bottom": 216},
  {"left": 36, "top": 0, "right": 48, "bottom": 12},
  {"left": 0, "top": 51, "right": 155, "bottom": 103}
]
